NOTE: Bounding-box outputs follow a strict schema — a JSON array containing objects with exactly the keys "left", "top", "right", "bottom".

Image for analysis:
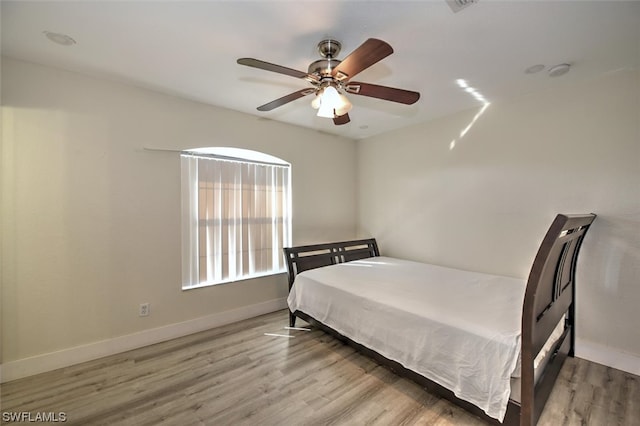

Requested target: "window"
[{"left": 181, "top": 148, "right": 291, "bottom": 289}]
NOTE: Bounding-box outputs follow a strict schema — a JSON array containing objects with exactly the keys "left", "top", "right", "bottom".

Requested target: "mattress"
[{"left": 287, "top": 256, "right": 527, "bottom": 422}]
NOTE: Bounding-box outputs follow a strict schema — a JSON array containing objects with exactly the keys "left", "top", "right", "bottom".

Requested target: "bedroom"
[{"left": 1, "top": 1, "right": 639, "bottom": 424}]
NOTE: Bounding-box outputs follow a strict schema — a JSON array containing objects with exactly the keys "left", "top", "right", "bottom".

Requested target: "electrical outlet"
[{"left": 139, "top": 302, "right": 150, "bottom": 317}]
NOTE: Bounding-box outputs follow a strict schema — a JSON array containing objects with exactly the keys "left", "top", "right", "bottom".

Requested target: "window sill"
[{"left": 182, "top": 270, "right": 287, "bottom": 290}]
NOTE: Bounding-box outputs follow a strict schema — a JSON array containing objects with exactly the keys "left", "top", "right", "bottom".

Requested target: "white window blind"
[{"left": 181, "top": 150, "right": 291, "bottom": 289}]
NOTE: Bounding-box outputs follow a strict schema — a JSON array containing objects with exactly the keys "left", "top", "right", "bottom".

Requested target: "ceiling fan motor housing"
[
  {"left": 317, "top": 39, "right": 341, "bottom": 58},
  {"left": 308, "top": 58, "right": 342, "bottom": 78},
  {"left": 309, "top": 39, "right": 343, "bottom": 78}
]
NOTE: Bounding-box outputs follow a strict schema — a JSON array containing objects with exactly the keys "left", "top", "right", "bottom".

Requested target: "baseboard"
[
  {"left": 576, "top": 339, "right": 640, "bottom": 376},
  {"left": 0, "top": 298, "right": 288, "bottom": 383}
]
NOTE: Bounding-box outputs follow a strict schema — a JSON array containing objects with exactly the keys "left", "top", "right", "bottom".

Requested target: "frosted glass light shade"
[{"left": 316, "top": 86, "right": 352, "bottom": 118}]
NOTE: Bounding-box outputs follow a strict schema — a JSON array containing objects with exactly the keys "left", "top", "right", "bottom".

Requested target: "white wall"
[
  {"left": 358, "top": 70, "right": 640, "bottom": 372},
  {"left": 0, "top": 58, "right": 358, "bottom": 376}
]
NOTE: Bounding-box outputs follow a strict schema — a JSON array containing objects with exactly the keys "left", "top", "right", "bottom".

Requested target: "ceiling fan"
[{"left": 237, "top": 38, "right": 420, "bottom": 125}]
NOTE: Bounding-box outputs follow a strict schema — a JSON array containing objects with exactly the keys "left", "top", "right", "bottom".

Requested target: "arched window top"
[{"left": 183, "top": 147, "right": 289, "bottom": 166}]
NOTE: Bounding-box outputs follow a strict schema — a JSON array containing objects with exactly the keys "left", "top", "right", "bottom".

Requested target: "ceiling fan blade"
[
  {"left": 345, "top": 82, "right": 420, "bottom": 105},
  {"left": 331, "top": 39, "right": 394, "bottom": 81},
  {"left": 237, "top": 58, "right": 312, "bottom": 80},
  {"left": 333, "top": 113, "right": 350, "bottom": 125},
  {"left": 257, "top": 88, "right": 316, "bottom": 111}
]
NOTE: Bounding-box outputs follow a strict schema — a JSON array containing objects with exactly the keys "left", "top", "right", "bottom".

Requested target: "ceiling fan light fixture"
[
  {"left": 317, "top": 85, "right": 351, "bottom": 118},
  {"left": 335, "top": 94, "right": 353, "bottom": 116},
  {"left": 311, "top": 91, "right": 322, "bottom": 109},
  {"left": 316, "top": 105, "right": 336, "bottom": 118},
  {"left": 317, "top": 100, "right": 336, "bottom": 118}
]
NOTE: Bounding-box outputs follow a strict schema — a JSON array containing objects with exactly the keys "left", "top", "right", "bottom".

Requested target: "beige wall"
[
  {"left": 357, "top": 69, "right": 640, "bottom": 360},
  {"left": 2, "top": 56, "right": 638, "bottom": 375},
  {"left": 1, "top": 58, "right": 358, "bottom": 363}
]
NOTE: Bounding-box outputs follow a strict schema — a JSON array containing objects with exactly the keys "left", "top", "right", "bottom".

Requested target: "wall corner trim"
[{"left": 0, "top": 298, "right": 288, "bottom": 383}]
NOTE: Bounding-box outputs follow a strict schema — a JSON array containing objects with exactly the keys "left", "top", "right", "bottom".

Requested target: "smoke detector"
[{"left": 447, "top": 0, "right": 479, "bottom": 13}]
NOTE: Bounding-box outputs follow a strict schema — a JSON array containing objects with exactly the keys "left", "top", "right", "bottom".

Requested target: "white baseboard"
[
  {"left": 3, "top": 305, "right": 636, "bottom": 385},
  {"left": 0, "top": 298, "right": 288, "bottom": 383},
  {"left": 576, "top": 339, "right": 640, "bottom": 376}
]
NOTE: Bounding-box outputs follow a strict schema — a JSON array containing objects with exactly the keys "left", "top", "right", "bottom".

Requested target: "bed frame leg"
[
  {"left": 289, "top": 312, "right": 296, "bottom": 327},
  {"left": 569, "top": 300, "right": 576, "bottom": 357}
]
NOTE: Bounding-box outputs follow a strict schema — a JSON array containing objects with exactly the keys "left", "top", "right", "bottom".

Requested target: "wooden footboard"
[
  {"left": 520, "top": 213, "right": 596, "bottom": 426},
  {"left": 283, "top": 213, "right": 595, "bottom": 425}
]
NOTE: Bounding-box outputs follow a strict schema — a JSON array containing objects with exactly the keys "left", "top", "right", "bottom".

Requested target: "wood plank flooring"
[{"left": 1, "top": 310, "right": 638, "bottom": 425}]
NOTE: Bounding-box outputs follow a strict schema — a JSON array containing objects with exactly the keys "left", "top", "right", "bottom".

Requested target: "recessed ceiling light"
[
  {"left": 43, "top": 31, "right": 76, "bottom": 46},
  {"left": 548, "top": 63, "right": 571, "bottom": 77},
  {"left": 525, "top": 64, "right": 545, "bottom": 74},
  {"left": 446, "top": 0, "right": 478, "bottom": 13}
]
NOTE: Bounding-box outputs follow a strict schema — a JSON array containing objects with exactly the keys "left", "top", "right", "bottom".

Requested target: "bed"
[{"left": 283, "top": 213, "right": 596, "bottom": 426}]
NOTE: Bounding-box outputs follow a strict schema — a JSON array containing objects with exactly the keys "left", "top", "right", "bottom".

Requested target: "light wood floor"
[{"left": 1, "top": 310, "right": 638, "bottom": 425}]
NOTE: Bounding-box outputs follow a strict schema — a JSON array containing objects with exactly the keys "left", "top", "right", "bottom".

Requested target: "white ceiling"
[{"left": 2, "top": 1, "right": 639, "bottom": 140}]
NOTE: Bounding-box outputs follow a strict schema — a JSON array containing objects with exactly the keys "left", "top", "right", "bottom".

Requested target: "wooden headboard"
[{"left": 283, "top": 238, "right": 379, "bottom": 290}]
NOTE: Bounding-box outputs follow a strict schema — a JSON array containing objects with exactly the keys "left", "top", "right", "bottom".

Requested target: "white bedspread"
[{"left": 287, "top": 256, "right": 527, "bottom": 421}]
